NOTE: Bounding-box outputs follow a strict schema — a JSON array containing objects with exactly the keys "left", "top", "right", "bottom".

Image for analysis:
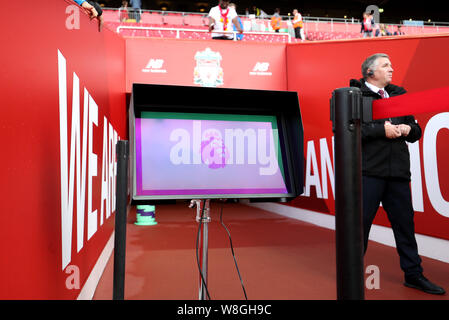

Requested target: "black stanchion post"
[
  {"left": 113, "top": 140, "right": 129, "bottom": 300},
  {"left": 331, "top": 87, "right": 364, "bottom": 300}
]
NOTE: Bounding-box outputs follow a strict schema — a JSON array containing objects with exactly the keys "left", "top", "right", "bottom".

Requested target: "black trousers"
[
  {"left": 363, "top": 176, "right": 423, "bottom": 277},
  {"left": 132, "top": 9, "right": 141, "bottom": 23},
  {"left": 294, "top": 27, "right": 301, "bottom": 39}
]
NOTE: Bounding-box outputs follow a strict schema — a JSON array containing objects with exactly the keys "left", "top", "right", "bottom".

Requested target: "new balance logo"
[
  {"left": 142, "top": 59, "right": 167, "bottom": 73},
  {"left": 253, "top": 62, "right": 270, "bottom": 72},
  {"left": 249, "top": 62, "right": 272, "bottom": 76},
  {"left": 146, "top": 59, "right": 164, "bottom": 69}
]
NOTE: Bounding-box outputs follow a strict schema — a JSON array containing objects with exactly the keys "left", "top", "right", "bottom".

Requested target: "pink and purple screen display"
[{"left": 135, "top": 112, "right": 288, "bottom": 197}]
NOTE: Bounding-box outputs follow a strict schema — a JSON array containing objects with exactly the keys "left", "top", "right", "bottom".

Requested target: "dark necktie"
[{"left": 378, "top": 89, "right": 391, "bottom": 120}]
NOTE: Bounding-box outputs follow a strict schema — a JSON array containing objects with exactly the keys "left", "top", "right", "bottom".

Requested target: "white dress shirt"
[{"left": 365, "top": 81, "right": 390, "bottom": 98}]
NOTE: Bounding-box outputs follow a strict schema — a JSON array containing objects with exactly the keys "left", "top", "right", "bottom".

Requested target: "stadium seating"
[
  {"left": 184, "top": 14, "right": 208, "bottom": 27},
  {"left": 102, "top": 9, "right": 449, "bottom": 42},
  {"left": 140, "top": 12, "right": 164, "bottom": 25},
  {"left": 162, "top": 12, "right": 185, "bottom": 25}
]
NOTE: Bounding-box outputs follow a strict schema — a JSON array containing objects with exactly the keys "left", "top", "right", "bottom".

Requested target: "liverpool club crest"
[{"left": 193, "top": 48, "right": 224, "bottom": 87}]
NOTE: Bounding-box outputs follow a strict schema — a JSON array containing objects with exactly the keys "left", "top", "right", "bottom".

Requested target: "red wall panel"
[
  {"left": 0, "top": 0, "right": 126, "bottom": 298},
  {"left": 286, "top": 35, "right": 449, "bottom": 240}
]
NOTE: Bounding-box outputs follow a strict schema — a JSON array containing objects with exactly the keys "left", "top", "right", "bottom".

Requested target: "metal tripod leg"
[{"left": 190, "top": 199, "right": 211, "bottom": 300}]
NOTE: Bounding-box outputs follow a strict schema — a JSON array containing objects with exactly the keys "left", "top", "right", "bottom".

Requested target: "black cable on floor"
[
  {"left": 195, "top": 199, "right": 211, "bottom": 300},
  {"left": 219, "top": 201, "right": 248, "bottom": 300}
]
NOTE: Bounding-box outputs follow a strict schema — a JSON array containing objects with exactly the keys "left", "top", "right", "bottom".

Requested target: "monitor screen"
[{"left": 133, "top": 111, "right": 290, "bottom": 199}]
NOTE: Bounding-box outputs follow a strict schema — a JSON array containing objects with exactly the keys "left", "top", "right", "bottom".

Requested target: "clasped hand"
[{"left": 384, "top": 121, "right": 411, "bottom": 139}]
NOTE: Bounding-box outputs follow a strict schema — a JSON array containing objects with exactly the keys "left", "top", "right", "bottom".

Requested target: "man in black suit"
[{"left": 350, "top": 53, "right": 445, "bottom": 295}]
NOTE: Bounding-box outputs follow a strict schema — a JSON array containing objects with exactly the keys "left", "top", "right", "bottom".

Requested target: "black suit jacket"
[{"left": 349, "top": 79, "right": 422, "bottom": 180}]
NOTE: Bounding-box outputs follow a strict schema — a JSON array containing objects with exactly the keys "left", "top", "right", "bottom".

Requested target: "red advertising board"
[
  {"left": 286, "top": 35, "right": 449, "bottom": 240},
  {"left": 125, "top": 38, "right": 287, "bottom": 92}
]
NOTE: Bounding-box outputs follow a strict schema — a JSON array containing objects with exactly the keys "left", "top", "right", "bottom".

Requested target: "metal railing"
[
  {"left": 116, "top": 25, "right": 292, "bottom": 42},
  {"left": 104, "top": 7, "right": 449, "bottom": 28},
  {"left": 103, "top": 7, "right": 361, "bottom": 24}
]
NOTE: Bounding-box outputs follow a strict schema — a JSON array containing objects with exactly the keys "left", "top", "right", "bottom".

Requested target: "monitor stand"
[{"left": 189, "top": 199, "right": 211, "bottom": 300}]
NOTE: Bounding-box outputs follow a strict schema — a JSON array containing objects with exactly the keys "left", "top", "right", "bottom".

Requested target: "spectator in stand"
[
  {"left": 394, "top": 25, "right": 405, "bottom": 35},
  {"left": 130, "top": 0, "right": 141, "bottom": 23},
  {"left": 208, "top": 0, "right": 243, "bottom": 40},
  {"left": 292, "top": 9, "right": 304, "bottom": 40},
  {"left": 271, "top": 8, "right": 282, "bottom": 33},
  {"left": 251, "top": 5, "right": 261, "bottom": 17},
  {"left": 119, "top": 1, "right": 129, "bottom": 22},
  {"left": 73, "top": 0, "right": 98, "bottom": 19},
  {"left": 229, "top": 3, "right": 244, "bottom": 40},
  {"left": 86, "top": 1, "right": 103, "bottom": 31},
  {"left": 258, "top": 8, "right": 268, "bottom": 19},
  {"left": 376, "top": 24, "right": 391, "bottom": 36},
  {"left": 361, "top": 12, "right": 374, "bottom": 38},
  {"left": 72, "top": 0, "right": 103, "bottom": 31}
]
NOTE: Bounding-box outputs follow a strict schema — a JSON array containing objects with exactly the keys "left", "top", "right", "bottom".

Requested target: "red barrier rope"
[{"left": 372, "top": 86, "right": 449, "bottom": 120}]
